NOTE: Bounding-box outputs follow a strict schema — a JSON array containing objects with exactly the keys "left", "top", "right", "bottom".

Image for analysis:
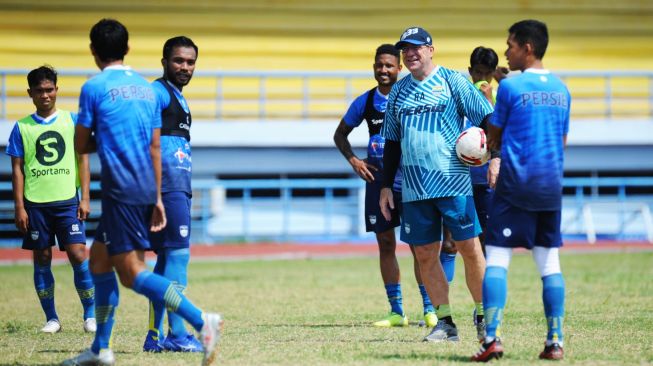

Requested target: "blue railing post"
[
  {"left": 281, "top": 184, "right": 291, "bottom": 241},
  {"left": 242, "top": 188, "right": 251, "bottom": 241},
  {"left": 325, "top": 188, "right": 333, "bottom": 238}
]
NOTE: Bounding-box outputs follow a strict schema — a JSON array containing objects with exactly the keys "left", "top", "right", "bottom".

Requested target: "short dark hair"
[
  {"left": 162, "top": 36, "right": 198, "bottom": 60},
  {"left": 90, "top": 18, "right": 129, "bottom": 62},
  {"left": 375, "top": 44, "right": 400, "bottom": 61},
  {"left": 470, "top": 46, "right": 498, "bottom": 70},
  {"left": 508, "top": 19, "right": 548, "bottom": 59},
  {"left": 27, "top": 65, "right": 57, "bottom": 88}
]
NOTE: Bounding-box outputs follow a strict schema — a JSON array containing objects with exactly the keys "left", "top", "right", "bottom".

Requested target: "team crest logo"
[
  {"left": 179, "top": 225, "right": 189, "bottom": 238},
  {"left": 432, "top": 85, "right": 444, "bottom": 97},
  {"left": 503, "top": 228, "right": 512, "bottom": 237},
  {"left": 368, "top": 215, "right": 377, "bottom": 225},
  {"left": 30, "top": 230, "right": 39, "bottom": 240},
  {"left": 71, "top": 224, "right": 79, "bottom": 232},
  {"left": 404, "top": 224, "right": 411, "bottom": 234}
]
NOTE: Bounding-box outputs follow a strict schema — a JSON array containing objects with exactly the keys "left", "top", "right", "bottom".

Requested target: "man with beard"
[
  {"left": 334, "top": 44, "right": 437, "bottom": 328},
  {"left": 142, "top": 36, "right": 203, "bottom": 353}
]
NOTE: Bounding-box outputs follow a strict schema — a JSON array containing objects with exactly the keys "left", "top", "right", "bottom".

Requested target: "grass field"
[{"left": 0, "top": 251, "right": 652, "bottom": 365}]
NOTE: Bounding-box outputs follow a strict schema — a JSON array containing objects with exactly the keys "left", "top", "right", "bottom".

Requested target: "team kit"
[{"left": 7, "top": 18, "right": 570, "bottom": 365}]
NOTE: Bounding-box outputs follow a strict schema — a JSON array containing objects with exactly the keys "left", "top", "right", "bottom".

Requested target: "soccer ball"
[{"left": 455, "top": 127, "right": 490, "bottom": 167}]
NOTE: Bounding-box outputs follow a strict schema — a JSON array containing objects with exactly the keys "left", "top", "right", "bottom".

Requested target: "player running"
[{"left": 62, "top": 19, "right": 223, "bottom": 366}]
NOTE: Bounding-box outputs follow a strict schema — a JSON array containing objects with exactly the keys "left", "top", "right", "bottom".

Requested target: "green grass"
[{"left": 0, "top": 252, "right": 652, "bottom": 365}]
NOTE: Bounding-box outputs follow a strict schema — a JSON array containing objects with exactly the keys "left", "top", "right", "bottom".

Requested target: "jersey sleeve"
[
  {"left": 152, "top": 81, "right": 171, "bottom": 111},
  {"left": 77, "top": 81, "right": 97, "bottom": 130},
  {"left": 70, "top": 111, "right": 79, "bottom": 125},
  {"left": 563, "top": 86, "right": 571, "bottom": 135},
  {"left": 381, "top": 85, "right": 401, "bottom": 142},
  {"left": 342, "top": 92, "right": 368, "bottom": 128},
  {"left": 450, "top": 72, "right": 493, "bottom": 127},
  {"left": 5, "top": 123, "right": 24, "bottom": 157},
  {"left": 491, "top": 81, "right": 511, "bottom": 129}
]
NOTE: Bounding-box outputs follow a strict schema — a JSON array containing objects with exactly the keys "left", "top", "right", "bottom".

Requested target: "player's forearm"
[
  {"left": 334, "top": 120, "right": 356, "bottom": 161},
  {"left": 382, "top": 140, "right": 401, "bottom": 188},
  {"left": 150, "top": 129, "right": 163, "bottom": 200},
  {"left": 77, "top": 153, "right": 91, "bottom": 201},
  {"left": 10, "top": 158, "right": 25, "bottom": 209}
]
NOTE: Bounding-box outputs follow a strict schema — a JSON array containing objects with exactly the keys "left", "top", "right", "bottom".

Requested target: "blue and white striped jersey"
[{"left": 382, "top": 66, "right": 493, "bottom": 202}]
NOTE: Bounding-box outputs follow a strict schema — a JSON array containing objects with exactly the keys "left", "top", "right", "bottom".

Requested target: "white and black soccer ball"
[{"left": 455, "top": 127, "right": 490, "bottom": 167}]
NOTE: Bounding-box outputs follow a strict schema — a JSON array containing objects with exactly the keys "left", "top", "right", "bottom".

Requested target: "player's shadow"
[{"left": 377, "top": 353, "right": 474, "bottom": 362}]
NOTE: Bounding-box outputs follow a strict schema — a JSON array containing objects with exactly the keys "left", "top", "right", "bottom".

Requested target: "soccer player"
[
  {"left": 471, "top": 19, "right": 571, "bottom": 362},
  {"left": 142, "top": 36, "right": 202, "bottom": 353},
  {"left": 6, "top": 65, "right": 95, "bottom": 334},
  {"left": 380, "top": 27, "right": 492, "bottom": 343},
  {"left": 62, "top": 19, "right": 222, "bottom": 366},
  {"left": 333, "top": 44, "right": 436, "bottom": 328}
]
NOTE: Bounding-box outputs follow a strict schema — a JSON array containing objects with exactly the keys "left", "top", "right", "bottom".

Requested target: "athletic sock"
[
  {"left": 33, "top": 263, "right": 58, "bottom": 321},
  {"left": 542, "top": 273, "right": 565, "bottom": 345},
  {"left": 436, "top": 304, "right": 453, "bottom": 325},
  {"left": 164, "top": 248, "right": 190, "bottom": 338},
  {"left": 132, "top": 271, "right": 203, "bottom": 332},
  {"left": 418, "top": 284, "right": 435, "bottom": 314},
  {"left": 72, "top": 260, "right": 95, "bottom": 319},
  {"left": 384, "top": 283, "right": 404, "bottom": 316},
  {"left": 483, "top": 266, "right": 507, "bottom": 341},
  {"left": 147, "top": 253, "right": 167, "bottom": 341},
  {"left": 91, "top": 272, "right": 119, "bottom": 353},
  {"left": 439, "top": 252, "right": 456, "bottom": 283},
  {"left": 475, "top": 302, "right": 484, "bottom": 323}
]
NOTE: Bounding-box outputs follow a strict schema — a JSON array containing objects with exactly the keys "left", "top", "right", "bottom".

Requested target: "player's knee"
[
  {"left": 66, "top": 244, "right": 88, "bottom": 265},
  {"left": 32, "top": 249, "right": 52, "bottom": 266},
  {"left": 441, "top": 238, "right": 458, "bottom": 254},
  {"left": 376, "top": 232, "right": 396, "bottom": 254}
]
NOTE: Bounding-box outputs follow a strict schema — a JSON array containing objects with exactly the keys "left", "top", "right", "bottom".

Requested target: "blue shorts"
[
  {"left": 365, "top": 177, "right": 401, "bottom": 233},
  {"left": 22, "top": 204, "right": 86, "bottom": 251},
  {"left": 401, "top": 196, "right": 481, "bottom": 245},
  {"left": 485, "top": 194, "right": 562, "bottom": 249},
  {"left": 473, "top": 184, "right": 493, "bottom": 234},
  {"left": 95, "top": 198, "right": 154, "bottom": 256},
  {"left": 150, "top": 191, "right": 191, "bottom": 251}
]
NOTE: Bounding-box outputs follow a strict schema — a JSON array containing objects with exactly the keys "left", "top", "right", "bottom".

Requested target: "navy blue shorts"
[
  {"left": 485, "top": 193, "right": 562, "bottom": 249},
  {"left": 401, "top": 196, "right": 481, "bottom": 245},
  {"left": 150, "top": 191, "right": 191, "bottom": 251},
  {"left": 473, "top": 184, "right": 493, "bottom": 234},
  {"left": 22, "top": 204, "right": 86, "bottom": 251},
  {"left": 365, "top": 177, "right": 401, "bottom": 233},
  {"left": 95, "top": 198, "right": 154, "bottom": 256}
]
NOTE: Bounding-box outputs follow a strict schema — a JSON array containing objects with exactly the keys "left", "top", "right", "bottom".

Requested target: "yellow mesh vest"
[{"left": 18, "top": 110, "right": 77, "bottom": 203}]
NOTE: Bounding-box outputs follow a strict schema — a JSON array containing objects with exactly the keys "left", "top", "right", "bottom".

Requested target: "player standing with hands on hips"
[
  {"left": 380, "top": 26, "right": 492, "bottom": 343},
  {"left": 471, "top": 19, "right": 571, "bottom": 362}
]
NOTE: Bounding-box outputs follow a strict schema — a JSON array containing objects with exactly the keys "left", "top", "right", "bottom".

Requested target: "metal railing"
[
  {"left": 1, "top": 69, "right": 652, "bottom": 121},
  {"left": 1, "top": 177, "right": 652, "bottom": 246}
]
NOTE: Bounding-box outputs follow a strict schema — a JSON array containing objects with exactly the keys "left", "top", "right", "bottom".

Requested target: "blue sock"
[
  {"left": 542, "top": 273, "right": 565, "bottom": 344},
  {"left": 34, "top": 263, "right": 58, "bottom": 321},
  {"left": 483, "top": 266, "right": 507, "bottom": 340},
  {"left": 72, "top": 260, "right": 95, "bottom": 319},
  {"left": 147, "top": 253, "right": 167, "bottom": 341},
  {"left": 418, "top": 284, "right": 435, "bottom": 314},
  {"left": 384, "top": 283, "right": 403, "bottom": 316},
  {"left": 132, "top": 271, "right": 203, "bottom": 332},
  {"left": 91, "top": 272, "right": 119, "bottom": 353},
  {"left": 439, "top": 252, "right": 456, "bottom": 283},
  {"left": 164, "top": 248, "right": 190, "bottom": 338}
]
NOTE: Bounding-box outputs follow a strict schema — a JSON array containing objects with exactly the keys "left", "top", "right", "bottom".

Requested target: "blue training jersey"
[
  {"left": 491, "top": 69, "right": 571, "bottom": 211},
  {"left": 382, "top": 66, "right": 493, "bottom": 202},
  {"left": 152, "top": 80, "right": 192, "bottom": 194},
  {"left": 77, "top": 65, "right": 162, "bottom": 205},
  {"left": 343, "top": 89, "right": 402, "bottom": 192}
]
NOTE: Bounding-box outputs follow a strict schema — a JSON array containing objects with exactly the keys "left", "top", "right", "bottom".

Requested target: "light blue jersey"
[
  {"left": 152, "top": 80, "right": 192, "bottom": 194},
  {"left": 382, "top": 66, "right": 493, "bottom": 202},
  {"left": 491, "top": 69, "right": 570, "bottom": 211},
  {"left": 77, "top": 65, "right": 162, "bottom": 205}
]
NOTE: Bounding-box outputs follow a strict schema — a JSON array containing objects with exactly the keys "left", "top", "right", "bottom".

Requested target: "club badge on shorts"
[
  {"left": 368, "top": 215, "right": 377, "bottom": 225},
  {"left": 31, "top": 230, "right": 40, "bottom": 240},
  {"left": 179, "top": 225, "right": 189, "bottom": 238},
  {"left": 404, "top": 224, "right": 411, "bottom": 234}
]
